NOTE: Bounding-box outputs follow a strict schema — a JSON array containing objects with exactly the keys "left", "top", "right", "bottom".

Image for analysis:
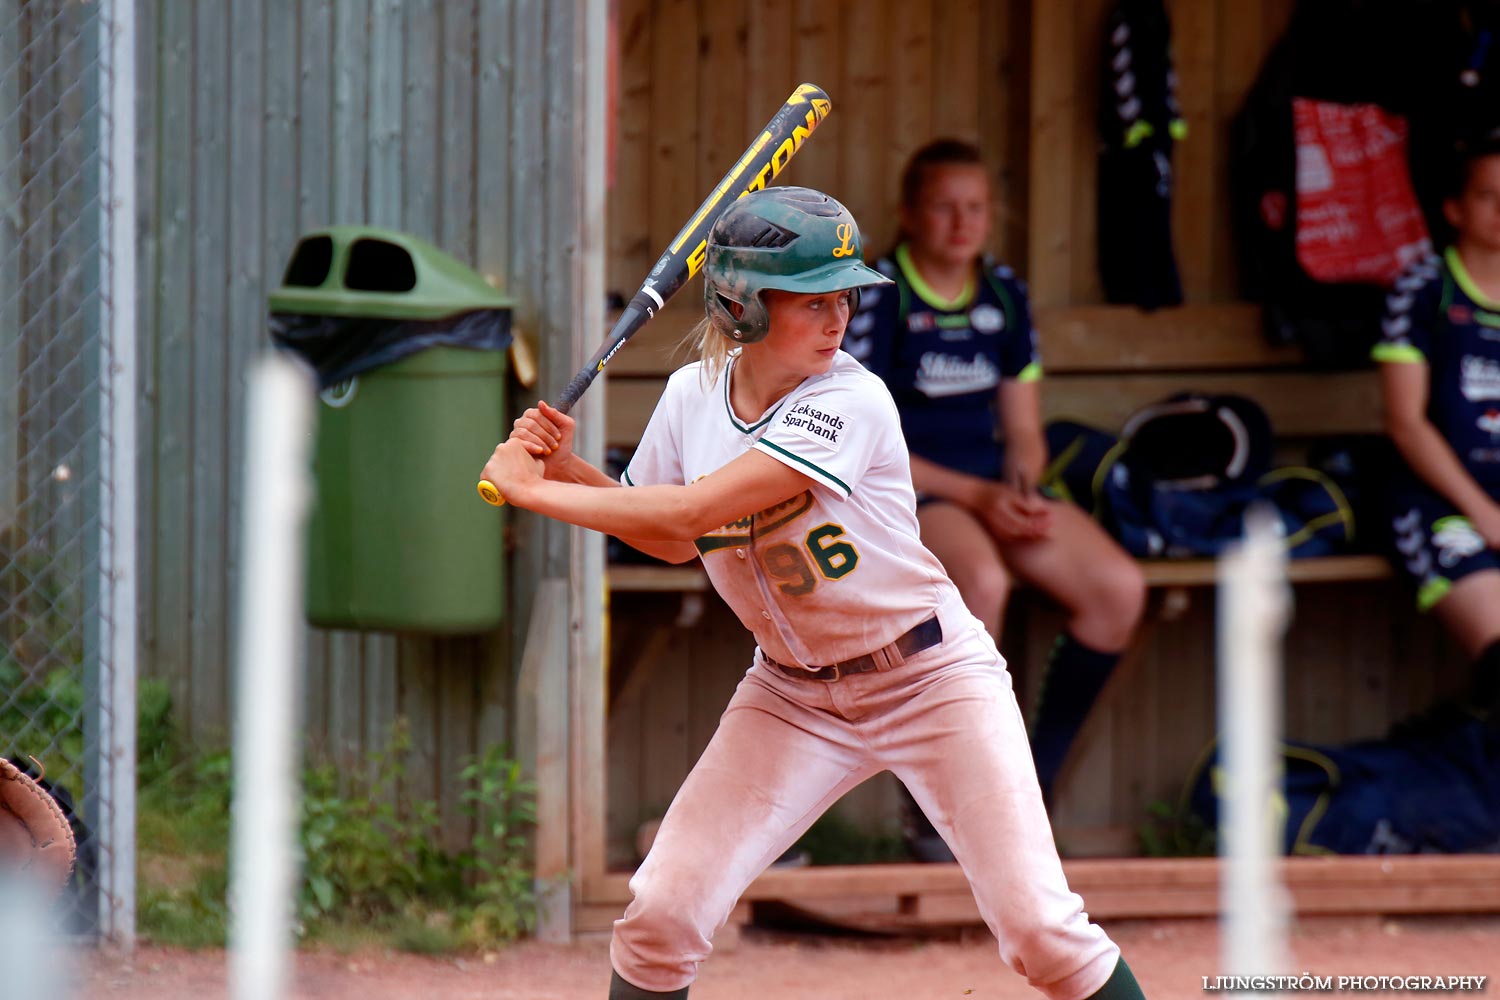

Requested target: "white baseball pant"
[{"left": 611, "top": 595, "right": 1121, "bottom": 998}]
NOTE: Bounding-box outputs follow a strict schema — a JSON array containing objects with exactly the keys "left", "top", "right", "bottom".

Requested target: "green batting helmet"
[{"left": 704, "top": 186, "right": 891, "bottom": 344}]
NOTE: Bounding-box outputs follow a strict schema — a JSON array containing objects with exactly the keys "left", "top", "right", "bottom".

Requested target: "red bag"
[{"left": 1292, "top": 99, "right": 1432, "bottom": 284}]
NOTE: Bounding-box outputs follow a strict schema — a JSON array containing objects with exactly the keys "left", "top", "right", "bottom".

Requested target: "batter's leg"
[
  {"left": 881, "top": 639, "right": 1129, "bottom": 1000},
  {"left": 610, "top": 664, "right": 877, "bottom": 994}
]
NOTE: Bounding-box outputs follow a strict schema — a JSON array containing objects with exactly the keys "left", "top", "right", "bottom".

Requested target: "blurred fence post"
[
  {"left": 1, "top": 0, "right": 135, "bottom": 944},
  {"left": 230, "top": 354, "right": 314, "bottom": 1000},
  {"left": 97, "top": 0, "right": 139, "bottom": 947},
  {"left": 1218, "top": 504, "right": 1293, "bottom": 979}
]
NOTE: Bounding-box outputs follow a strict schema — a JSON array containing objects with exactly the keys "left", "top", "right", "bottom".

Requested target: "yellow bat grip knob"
[{"left": 477, "top": 480, "right": 505, "bottom": 507}]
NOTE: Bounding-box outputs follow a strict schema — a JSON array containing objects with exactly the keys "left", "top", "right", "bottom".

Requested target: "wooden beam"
[
  {"left": 1042, "top": 370, "right": 1384, "bottom": 437},
  {"left": 574, "top": 0, "right": 613, "bottom": 946},
  {"left": 585, "top": 855, "right": 1500, "bottom": 926},
  {"left": 608, "top": 555, "right": 1392, "bottom": 595},
  {"left": 609, "top": 564, "right": 711, "bottom": 592},
  {"left": 1141, "top": 555, "right": 1391, "bottom": 588},
  {"left": 518, "top": 578, "right": 573, "bottom": 942},
  {"left": 602, "top": 304, "right": 1305, "bottom": 378},
  {"left": 1035, "top": 305, "right": 1301, "bottom": 372}
]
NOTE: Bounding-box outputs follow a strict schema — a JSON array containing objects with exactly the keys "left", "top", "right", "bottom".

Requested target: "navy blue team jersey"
[
  {"left": 1373, "top": 247, "right": 1500, "bottom": 490},
  {"left": 841, "top": 244, "right": 1041, "bottom": 480}
]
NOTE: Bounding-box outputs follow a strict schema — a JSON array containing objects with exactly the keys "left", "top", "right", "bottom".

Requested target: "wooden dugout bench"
[
  {"left": 602, "top": 302, "right": 1394, "bottom": 605},
  {"left": 592, "top": 303, "right": 1500, "bottom": 932}
]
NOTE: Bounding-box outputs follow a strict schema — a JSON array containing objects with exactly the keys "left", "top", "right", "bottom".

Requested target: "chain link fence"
[{"left": 2, "top": 0, "right": 136, "bottom": 943}]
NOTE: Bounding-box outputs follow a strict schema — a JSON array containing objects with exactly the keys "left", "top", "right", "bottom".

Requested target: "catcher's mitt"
[{"left": 0, "top": 757, "right": 76, "bottom": 896}]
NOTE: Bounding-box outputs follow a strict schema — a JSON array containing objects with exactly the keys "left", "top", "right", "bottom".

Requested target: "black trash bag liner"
[{"left": 269, "top": 308, "right": 511, "bottom": 390}]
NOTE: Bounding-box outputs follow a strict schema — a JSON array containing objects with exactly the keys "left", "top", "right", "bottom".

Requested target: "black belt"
[{"left": 763, "top": 614, "right": 943, "bottom": 682}]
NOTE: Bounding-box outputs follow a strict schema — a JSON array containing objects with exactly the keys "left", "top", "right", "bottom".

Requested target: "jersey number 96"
[{"left": 762, "top": 523, "right": 860, "bottom": 596}]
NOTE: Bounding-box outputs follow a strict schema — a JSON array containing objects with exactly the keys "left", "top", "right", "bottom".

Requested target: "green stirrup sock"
[
  {"left": 1085, "top": 958, "right": 1147, "bottom": 1000},
  {"left": 609, "top": 970, "right": 689, "bottom": 999}
]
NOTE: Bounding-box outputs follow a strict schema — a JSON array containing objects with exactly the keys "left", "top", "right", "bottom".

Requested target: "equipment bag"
[
  {"left": 1044, "top": 393, "right": 1354, "bottom": 558},
  {"left": 1184, "top": 713, "right": 1500, "bottom": 855}
]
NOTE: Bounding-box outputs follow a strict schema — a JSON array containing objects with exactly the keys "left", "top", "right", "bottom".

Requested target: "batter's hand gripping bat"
[{"left": 477, "top": 82, "right": 832, "bottom": 506}]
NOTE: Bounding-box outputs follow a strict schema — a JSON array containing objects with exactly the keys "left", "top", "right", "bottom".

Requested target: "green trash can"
[{"left": 269, "top": 226, "right": 511, "bottom": 633}]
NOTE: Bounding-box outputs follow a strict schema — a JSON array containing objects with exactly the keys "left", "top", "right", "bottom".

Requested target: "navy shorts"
[{"left": 1386, "top": 476, "right": 1500, "bottom": 611}]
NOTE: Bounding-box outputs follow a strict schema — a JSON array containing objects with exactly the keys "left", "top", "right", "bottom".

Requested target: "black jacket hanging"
[{"left": 1097, "top": 0, "right": 1186, "bottom": 311}]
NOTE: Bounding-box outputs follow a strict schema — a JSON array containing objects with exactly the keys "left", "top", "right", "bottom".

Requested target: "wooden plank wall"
[
  {"left": 609, "top": 0, "right": 1299, "bottom": 310},
  {"left": 609, "top": 0, "right": 1032, "bottom": 305},
  {"left": 131, "top": 0, "right": 585, "bottom": 840},
  {"left": 1027, "top": 0, "right": 1299, "bottom": 306}
]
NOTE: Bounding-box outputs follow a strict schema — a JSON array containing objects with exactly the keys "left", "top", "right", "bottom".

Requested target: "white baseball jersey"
[{"left": 623, "top": 350, "right": 961, "bottom": 668}]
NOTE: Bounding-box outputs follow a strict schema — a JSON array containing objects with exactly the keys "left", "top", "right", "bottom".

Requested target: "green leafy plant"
[
  {"left": 133, "top": 697, "right": 541, "bottom": 952},
  {"left": 0, "top": 656, "right": 86, "bottom": 791},
  {"left": 294, "top": 724, "right": 541, "bottom": 950},
  {"left": 1137, "top": 799, "right": 1217, "bottom": 858},
  {"left": 137, "top": 678, "right": 181, "bottom": 786},
  {"left": 797, "top": 811, "right": 908, "bottom": 865},
  {"left": 138, "top": 729, "right": 234, "bottom": 947},
  {"left": 455, "top": 743, "right": 539, "bottom": 943},
  {"left": 1, "top": 538, "right": 93, "bottom": 793},
  {"left": 297, "top": 722, "right": 454, "bottom": 928}
]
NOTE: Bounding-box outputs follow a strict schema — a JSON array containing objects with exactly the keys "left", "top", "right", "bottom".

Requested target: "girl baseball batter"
[{"left": 480, "top": 187, "right": 1147, "bottom": 1000}]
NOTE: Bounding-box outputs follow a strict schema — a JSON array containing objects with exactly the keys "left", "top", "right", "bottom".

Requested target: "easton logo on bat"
[{"left": 680, "top": 98, "right": 832, "bottom": 280}]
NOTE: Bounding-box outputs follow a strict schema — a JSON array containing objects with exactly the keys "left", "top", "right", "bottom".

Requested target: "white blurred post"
[
  {"left": 98, "top": 0, "right": 139, "bottom": 948},
  {"left": 230, "top": 356, "right": 315, "bottom": 1000},
  {"left": 1218, "top": 504, "right": 1293, "bottom": 980},
  {"left": 0, "top": 876, "right": 70, "bottom": 999}
]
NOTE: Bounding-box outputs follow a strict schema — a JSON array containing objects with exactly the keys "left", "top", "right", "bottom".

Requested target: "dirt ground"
[{"left": 67, "top": 913, "right": 1500, "bottom": 1000}]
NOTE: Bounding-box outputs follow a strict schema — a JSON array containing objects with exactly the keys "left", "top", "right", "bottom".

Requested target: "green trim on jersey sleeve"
[
  {"left": 622, "top": 468, "right": 635, "bottom": 486},
  {"left": 1446, "top": 246, "right": 1500, "bottom": 311},
  {"left": 1015, "top": 361, "right": 1043, "bottom": 383},
  {"left": 756, "top": 438, "right": 852, "bottom": 498},
  {"left": 1371, "top": 342, "right": 1426, "bottom": 364},
  {"left": 895, "top": 243, "right": 975, "bottom": 312}
]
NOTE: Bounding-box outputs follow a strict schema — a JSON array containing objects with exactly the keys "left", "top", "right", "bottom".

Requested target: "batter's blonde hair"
[{"left": 676, "top": 314, "right": 738, "bottom": 386}]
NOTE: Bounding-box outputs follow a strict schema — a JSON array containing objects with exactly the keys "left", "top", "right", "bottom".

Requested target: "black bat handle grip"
[{"left": 556, "top": 369, "right": 597, "bottom": 415}]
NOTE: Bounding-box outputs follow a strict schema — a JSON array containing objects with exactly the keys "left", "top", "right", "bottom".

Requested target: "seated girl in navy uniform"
[
  {"left": 1374, "top": 134, "right": 1500, "bottom": 723},
  {"left": 843, "top": 139, "right": 1146, "bottom": 825}
]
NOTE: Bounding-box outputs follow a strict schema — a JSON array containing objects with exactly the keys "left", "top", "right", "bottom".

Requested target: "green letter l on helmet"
[{"left": 704, "top": 186, "right": 892, "bottom": 344}]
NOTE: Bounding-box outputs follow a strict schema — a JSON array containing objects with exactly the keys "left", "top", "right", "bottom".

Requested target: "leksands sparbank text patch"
[{"left": 781, "top": 401, "right": 846, "bottom": 450}]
